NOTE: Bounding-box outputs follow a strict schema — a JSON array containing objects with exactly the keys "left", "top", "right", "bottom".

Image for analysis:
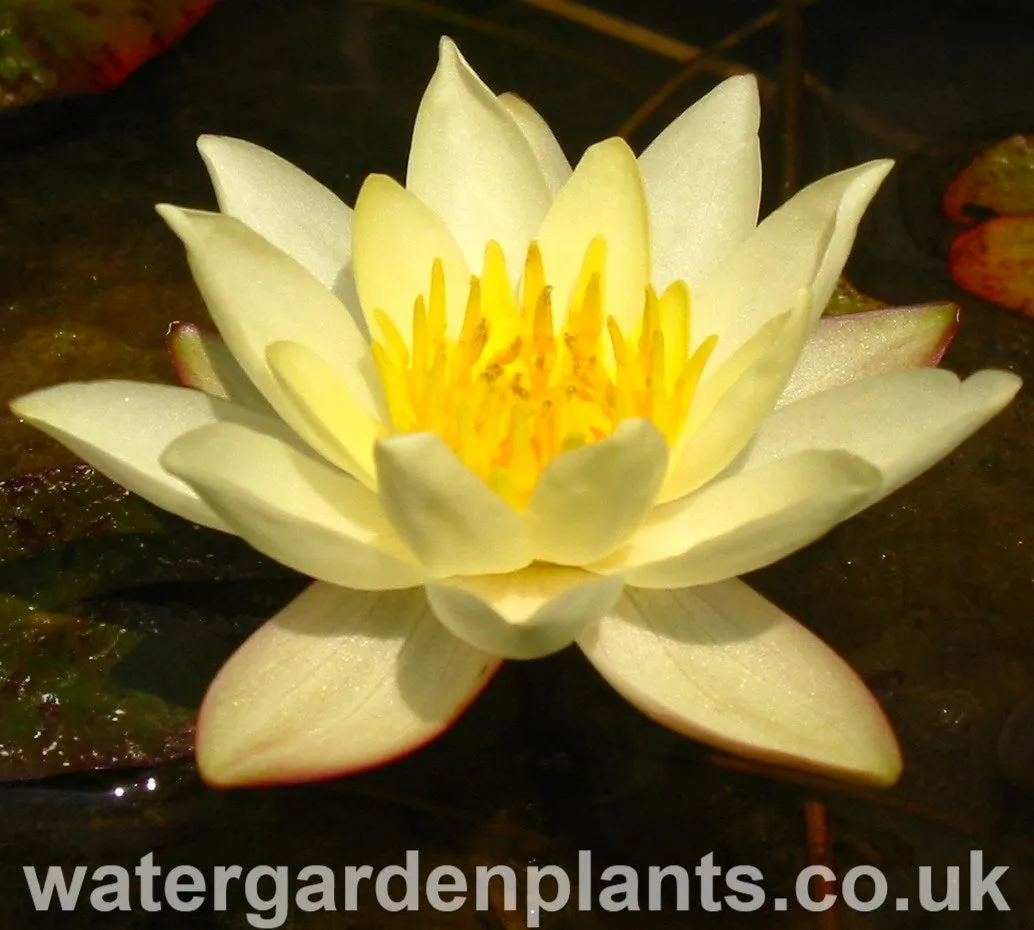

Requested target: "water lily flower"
[{"left": 10, "top": 38, "right": 1019, "bottom": 789}]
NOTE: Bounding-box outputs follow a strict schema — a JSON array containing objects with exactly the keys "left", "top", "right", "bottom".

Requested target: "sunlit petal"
[
  {"left": 579, "top": 580, "right": 902, "bottom": 785},
  {"left": 166, "top": 323, "right": 274, "bottom": 413},
  {"left": 9, "top": 381, "right": 289, "bottom": 532},
  {"left": 196, "top": 135, "right": 362, "bottom": 325},
  {"left": 599, "top": 449, "right": 880, "bottom": 588},
  {"left": 639, "top": 74, "right": 762, "bottom": 293},
  {"left": 198, "top": 583, "right": 499, "bottom": 786},
  {"left": 693, "top": 160, "right": 893, "bottom": 367},
  {"left": 498, "top": 92, "right": 572, "bottom": 196},
  {"left": 163, "top": 421, "right": 425, "bottom": 590},
  {"left": 407, "top": 37, "right": 551, "bottom": 273},
  {"left": 266, "top": 340, "right": 383, "bottom": 488},
  {"left": 777, "top": 303, "right": 958, "bottom": 407},
  {"left": 375, "top": 433, "right": 532, "bottom": 577},
  {"left": 352, "top": 174, "right": 470, "bottom": 342},
  {"left": 526, "top": 419, "right": 667, "bottom": 565},
  {"left": 536, "top": 137, "right": 651, "bottom": 331},
  {"left": 737, "top": 368, "right": 1022, "bottom": 505},
  {"left": 157, "top": 206, "right": 380, "bottom": 425}
]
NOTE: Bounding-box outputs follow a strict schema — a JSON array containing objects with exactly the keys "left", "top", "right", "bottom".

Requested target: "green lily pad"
[
  {"left": 0, "top": 0, "right": 216, "bottom": 112},
  {"left": 0, "top": 463, "right": 300, "bottom": 781}
]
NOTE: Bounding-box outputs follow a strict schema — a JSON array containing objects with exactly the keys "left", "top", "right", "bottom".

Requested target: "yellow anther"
[{"left": 370, "top": 237, "right": 715, "bottom": 507}]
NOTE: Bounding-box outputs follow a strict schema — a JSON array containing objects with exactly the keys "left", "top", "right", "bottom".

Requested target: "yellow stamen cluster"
[{"left": 371, "top": 237, "right": 716, "bottom": 508}]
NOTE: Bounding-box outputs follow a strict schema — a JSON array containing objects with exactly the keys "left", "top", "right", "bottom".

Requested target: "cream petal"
[
  {"left": 375, "top": 433, "right": 532, "bottom": 577},
  {"left": 693, "top": 160, "right": 893, "bottom": 368},
  {"left": 579, "top": 580, "right": 902, "bottom": 786},
  {"left": 162, "top": 421, "right": 426, "bottom": 590},
  {"left": 7, "top": 380, "right": 290, "bottom": 532},
  {"left": 352, "top": 174, "right": 470, "bottom": 342},
  {"left": 736, "top": 368, "right": 1022, "bottom": 505},
  {"left": 599, "top": 450, "right": 880, "bottom": 588},
  {"left": 406, "top": 37, "right": 551, "bottom": 273},
  {"left": 266, "top": 340, "right": 383, "bottom": 488},
  {"left": 196, "top": 135, "right": 363, "bottom": 326},
  {"left": 197, "top": 583, "right": 499, "bottom": 787},
  {"left": 426, "top": 566, "right": 625, "bottom": 659},
  {"left": 525, "top": 419, "right": 668, "bottom": 565},
  {"left": 157, "top": 206, "right": 380, "bottom": 428},
  {"left": 498, "top": 92, "right": 572, "bottom": 196},
  {"left": 639, "top": 75, "right": 762, "bottom": 294},
  {"left": 777, "top": 303, "right": 958, "bottom": 407},
  {"left": 166, "top": 323, "right": 274, "bottom": 413},
  {"left": 536, "top": 137, "right": 651, "bottom": 332},
  {"left": 661, "top": 289, "right": 812, "bottom": 503}
]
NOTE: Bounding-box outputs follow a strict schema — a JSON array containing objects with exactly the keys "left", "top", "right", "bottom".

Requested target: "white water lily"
[{"left": 10, "top": 38, "right": 1019, "bottom": 789}]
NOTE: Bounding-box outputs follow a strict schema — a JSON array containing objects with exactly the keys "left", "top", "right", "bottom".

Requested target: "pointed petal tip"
[
  {"left": 438, "top": 34, "right": 460, "bottom": 58},
  {"left": 155, "top": 202, "right": 208, "bottom": 243}
]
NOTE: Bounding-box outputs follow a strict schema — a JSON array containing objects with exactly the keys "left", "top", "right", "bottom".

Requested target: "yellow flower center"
[{"left": 371, "top": 237, "right": 716, "bottom": 508}]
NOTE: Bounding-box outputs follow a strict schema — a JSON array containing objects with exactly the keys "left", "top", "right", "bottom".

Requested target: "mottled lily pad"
[
  {"left": 0, "top": 0, "right": 216, "bottom": 111},
  {"left": 949, "top": 215, "right": 1034, "bottom": 316},
  {"left": 943, "top": 134, "right": 1034, "bottom": 224},
  {"left": 0, "top": 464, "right": 298, "bottom": 781}
]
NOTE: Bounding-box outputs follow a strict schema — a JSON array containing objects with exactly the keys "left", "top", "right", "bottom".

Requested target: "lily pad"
[
  {"left": 949, "top": 215, "right": 1034, "bottom": 316},
  {"left": 0, "top": 0, "right": 216, "bottom": 112},
  {"left": 943, "top": 134, "right": 1034, "bottom": 224},
  {"left": 0, "top": 464, "right": 299, "bottom": 781}
]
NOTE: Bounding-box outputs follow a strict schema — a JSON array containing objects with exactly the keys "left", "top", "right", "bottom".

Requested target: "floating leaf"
[
  {"left": 949, "top": 215, "right": 1034, "bottom": 317},
  {"left": 943, "top": 134, "right": 1034, "bottom": 224},
  {"left": 0, "top": 464, "right": 299, "bottom": 781},
  {"left": 0, "top": 0, "right": 216, "bottom": 111}
]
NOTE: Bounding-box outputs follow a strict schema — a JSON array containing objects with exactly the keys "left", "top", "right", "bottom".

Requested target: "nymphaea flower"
[{"left": 10, "top": 38, "right": 1019, "bottom": 788}]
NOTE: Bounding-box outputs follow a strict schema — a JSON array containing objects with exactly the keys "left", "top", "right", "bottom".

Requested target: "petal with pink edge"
[
  {"left": 578, "top": 580, "right": 902, "bottom": 786},
  {"left": 778, "top": 303, "right": 958, "bottom": 407},
  {"left": 197, "top": 583, "right": 500, "bottom": 787},
  {"left": 166, "top": 323, "right": 273, "bottom": 413}
]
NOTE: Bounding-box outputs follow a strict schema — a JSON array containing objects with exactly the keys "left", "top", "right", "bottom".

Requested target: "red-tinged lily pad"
[
  {"left": 0, "top": 0, "right": 216, "bottom": 112},
  {"left": 943, "top": 134, "right": 1034, "bottom": 224},
  {"left": 949, "top": 215, "right": 1034, "bottom": 316},
  {"left": 0, "top": 464, "right": 299, "bottom": 781}
]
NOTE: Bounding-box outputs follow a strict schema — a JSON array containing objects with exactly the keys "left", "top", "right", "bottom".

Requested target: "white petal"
[
  {"left": 351, "top": 174, "right": 470, "bottom": 342},
  {"left": 197, "top": 583, "right": 499, "bottom": 787},
  {"left": 498, "top": 92, "right": 572, "bottom": 196},
  {"left": 375, "top": 433, "right": 532, "bottom": 577},
  {"left": 196, "top": 135, "right": 363, "bottom": 328},
  {"left": 777, "top": 303, "right": 958, "bottom": 407},
  {"left": 266, "top": 340, "right": 383, "bottom": 488},
  {"left": 737, "top": 368, "right": 1022, "bottom": 504},
  {"left": 407, "top": 37, "right": 551, "bottom": 273},
  {"left": 525, "top": 419, "right": 668, "bottom": 565},
  {"left": 536, "top": 137, "right": 651, "bottom": 331},
  {"left": 579, "top": 580, "right": 902, "bottom": 785},
  {"left": 162, "top": 421, "right": 426, "bottom": 590},
  {"left": 166, "top": 323, "right": 274, "bottom": 413},
  {"left": 599, "top": 450, "right": 880, "bottom": 588},
  {"left": 157, "top": 206, "right": 380, "bottom": 429},
  {"left": 661, "top": 289, "right": 813, "bottom": 502},
  {"left": 8, "top": 380, "right": 286, "bottom": 532},
  {"left": 639, "top": 75, "right": 762, "bottom": 293},
  {"left": 426, "top": 566, "right": 625, "bottom": 659},
  {"left": 693, "top": 160, "right": 893, "bottom": 368}
]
